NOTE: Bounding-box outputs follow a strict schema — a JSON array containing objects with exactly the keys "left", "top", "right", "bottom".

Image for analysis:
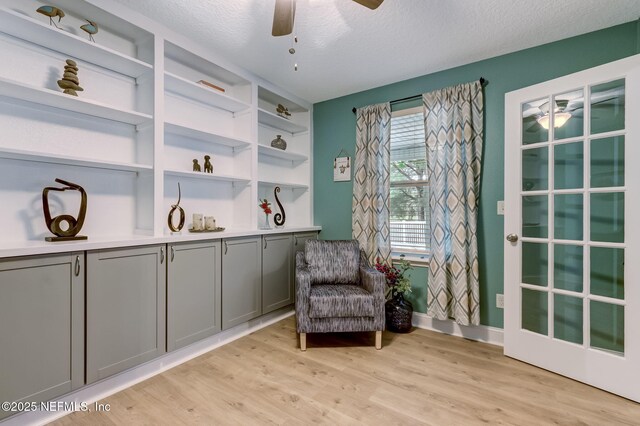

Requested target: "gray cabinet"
[
  {"left": 293, "top": 231, "right": 318, "bottom": 254},
  {"left": 86, "top": 245, "right": 166, "bottom": 384},
  {"left": 167, "top": 240, "right": 222, "bottom": 351},
  {"left": 262, "top": 234, "right": 293, "bottom": 314},
  {"left": 0, "top": 253, "right": 84, "bottom": 420},
  {"left": 222, "top": 236, "right": 262, "bottom": 330}
]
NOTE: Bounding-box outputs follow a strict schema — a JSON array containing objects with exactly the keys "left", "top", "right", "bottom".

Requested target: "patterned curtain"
[
  {"left": 423, "top": 81, "right": 483, "bottom": 326},
  {"left": 352, "top": 103, "right": 392, "bottom": 266}
]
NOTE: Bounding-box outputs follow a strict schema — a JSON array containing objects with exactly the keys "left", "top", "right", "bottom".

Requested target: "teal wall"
[{"left": 313, "top": 21, "right": 640, "bottom": 328}]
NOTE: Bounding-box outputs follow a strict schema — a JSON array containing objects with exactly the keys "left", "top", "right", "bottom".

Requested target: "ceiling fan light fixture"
[{"left": 536, "top": 111, "right": 572, "bottom": 130}]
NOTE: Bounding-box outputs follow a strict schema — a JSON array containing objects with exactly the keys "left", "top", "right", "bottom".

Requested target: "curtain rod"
[{"left": 351, "top": 77, "right": 485, "bottom": 114}]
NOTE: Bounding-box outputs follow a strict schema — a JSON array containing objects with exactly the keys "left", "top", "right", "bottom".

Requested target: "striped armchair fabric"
[{"left": 295, "top": 240, "right": 386, "bottom": 350}]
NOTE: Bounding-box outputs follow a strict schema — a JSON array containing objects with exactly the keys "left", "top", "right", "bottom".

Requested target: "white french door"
[{"left": 504, "top": 54, "right": 640, "bottom": 401}]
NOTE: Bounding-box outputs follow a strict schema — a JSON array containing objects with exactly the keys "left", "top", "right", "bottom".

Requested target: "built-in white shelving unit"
[{"left": 0, "top": 0, "right": 313, "bottom": 249}]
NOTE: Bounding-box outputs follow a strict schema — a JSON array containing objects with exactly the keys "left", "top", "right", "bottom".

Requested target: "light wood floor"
[{"left": 53, "top": 317, "right": 640, "bottom": 425}]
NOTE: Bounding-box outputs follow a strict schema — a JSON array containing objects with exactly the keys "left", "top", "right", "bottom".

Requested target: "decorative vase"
[
  {"left": 264, "top": 213, "right": 271, "bottom": 229},
  {"left": 385, "top": 293, "right": 413, "bottom": 333},
  {"left": 271, "top": 135, "right": 287, "bottom": 150}
]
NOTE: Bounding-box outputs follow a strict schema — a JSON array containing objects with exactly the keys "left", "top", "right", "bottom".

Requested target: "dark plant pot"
[{"left": 385, "top": 293, "right": 413, "bottom": 333}]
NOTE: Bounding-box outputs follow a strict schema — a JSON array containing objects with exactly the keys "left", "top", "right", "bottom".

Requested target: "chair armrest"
[
  {"left": 360, "top": 266, "right": 386, "bottom": 330},
  {"left": 295, "top": 251, "right": 312, "bottom": 333}
]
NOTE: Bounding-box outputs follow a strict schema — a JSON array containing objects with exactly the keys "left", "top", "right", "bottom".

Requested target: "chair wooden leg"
[
  {"left": 375, "top": 330, "right": 382, "bottom": 350},
  {"left": 300, "top": 333, "right": 306, "bottom": 351}
]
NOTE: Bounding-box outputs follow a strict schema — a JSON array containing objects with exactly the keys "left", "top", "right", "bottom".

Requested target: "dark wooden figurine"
[
  {"left": 193, "top": 159, "right": 201, "bottom": 172},
  {"left": 42, "top": 178, "right": 88, "bottom": 242},
  {"left": 37, "top": 6, "right": 65, "bottom": 28},
  {"left": 204, "top": 155, "right": 213, "bottom": 173},
  {"left": 273, "top": 186, "right": 286, "bottom": 227}
]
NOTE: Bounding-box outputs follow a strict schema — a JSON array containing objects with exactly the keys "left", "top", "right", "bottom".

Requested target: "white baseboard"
[
  {"left": 412, "top": 312, "right": 504, "bottom": 346},
  {"left": 2, "top": 309, "right": 295, "bottom": 426}
]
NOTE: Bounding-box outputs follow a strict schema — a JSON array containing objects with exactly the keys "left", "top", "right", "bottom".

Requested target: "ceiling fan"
[{"left": 272, "top": 0, "right": 384, "bottom": 36}]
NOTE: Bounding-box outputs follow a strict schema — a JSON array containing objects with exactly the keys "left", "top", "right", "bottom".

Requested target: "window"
[{"left": 390, "top": 106, "right": 430, "bottom": 257}]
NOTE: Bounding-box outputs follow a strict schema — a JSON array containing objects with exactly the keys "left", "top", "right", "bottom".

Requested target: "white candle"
[
  {"left": 192, "top": 213, "right": 203, "bottom": 231},
  {"left": 205, "top": 216, "right": 216, "bottom": 230}
]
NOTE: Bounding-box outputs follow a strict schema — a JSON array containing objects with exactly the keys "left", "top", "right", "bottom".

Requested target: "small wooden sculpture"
[
  {"left": 273, "top": 186, "right": 286, "bottom": 227},
  {"left": 37, "top": 6, "right": 65, "bottom": 28},
  {"left": 42, "top": 178, "right": 88, "bottom": 242},
  {"left": 193, "top": 159, "right": 201, "bottom": 172},
  {"left": 80, "top": 20, "right": 98, "bottom": 42},
  {"left": 57, "top": 59, "right": 83, "bottom": 96},
  {"left": 276, "top": 103, "right": 291, "bottom": 118},
  {"left": 167, "top": 183, "right": 185, "bottom": 233},
  {"left": 203, "top": 155, "right": 213, "bottom": 173}
]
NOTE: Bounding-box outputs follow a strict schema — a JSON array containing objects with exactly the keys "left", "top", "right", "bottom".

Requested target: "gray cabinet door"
[
  {"left": 0, "top": 253, "right": 84, "bottom": 420},
  {"left": 86, "top": 245, "right": 166, "bottom": 384},
  {"left": 262, "top": 234, "right": 293, "bottom": 314},
  {"left": 222, "top": 236, "right": 261, "bottom": 330},
  {"left": 293, "top": 231, "right": 318, "bottom": 254},
  {"left": 167, "top": 240, "right": 221, "bottom": 351}
]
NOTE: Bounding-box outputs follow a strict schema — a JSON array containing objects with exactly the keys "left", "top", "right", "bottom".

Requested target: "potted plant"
[{"left": 375, "top": 258, "right": 413, "bottom": 333}]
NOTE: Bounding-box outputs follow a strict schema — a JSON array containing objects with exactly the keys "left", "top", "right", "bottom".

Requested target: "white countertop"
[{"left": 0, "top": 226, "right": 322, "bottom": 258}]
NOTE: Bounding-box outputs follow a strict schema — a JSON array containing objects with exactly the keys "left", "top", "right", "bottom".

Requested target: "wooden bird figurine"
[
  {"left": 80, "top": 20, "right": 98, "bottom": 42},
  {"left": 37, "top": 6, "right": 65, "bottom": 29}
]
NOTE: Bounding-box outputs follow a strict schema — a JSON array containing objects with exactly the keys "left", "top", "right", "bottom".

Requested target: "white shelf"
[
  {"left": 0, "top": 147, "right": 152, "bottom": 172},
  {"left": 258, "top": 108, "right": 308, "bottom": 134},
  {"left": 165, "top": 72, "right": 251, "bottom": 113},
  {"left": 258, "top": 180, "right": 308, "bottom": 190},
  {"left": 165, "top": 169, "right": 250, "bottom": 184},
  {"left": 165, "top": 122, "right": 251, "bottom": 149},
  {"left": 258, "top": 145, "right": 308, "bottom": 162},
  {"left": 0, "top": 77, "right": 153, "bottom": 125},
  {"left": 0, "top": 7, "right": 152, "bottom": 78}
]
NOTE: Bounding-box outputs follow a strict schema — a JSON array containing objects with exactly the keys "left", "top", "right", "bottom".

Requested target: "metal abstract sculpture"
[
  {"left": 273, "top": 186, "right": 286, "bottom": 227},
  {"left": 80, "top": 20, "right": 98, "bottom": 42},
  {"left": 42, "top": 178, "right": 87, "bottom": 242},
  {"left": 36, "top": 6, "right": 65, "bottom": 28},
  {"left": 57, "top": 59, "right": 83, "bottom": 96},
  {"left": 167, "top": 183, "right": 185, "bottom": 233}
]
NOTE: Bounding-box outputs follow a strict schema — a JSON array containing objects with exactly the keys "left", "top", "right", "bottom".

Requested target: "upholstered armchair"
[{"left": 295, "top": 240, "right": 386, "bottom": 350}]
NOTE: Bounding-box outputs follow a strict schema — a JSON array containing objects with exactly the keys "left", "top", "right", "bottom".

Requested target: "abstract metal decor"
[
  {"left": 168, "top": 183, "right": 185, "bottom": 232},
  {"left": 273, "top": 186, "right": 285, "bottom": 227},
  {"left": 42, "top": 178, "right": 88, "bottom": 242}
]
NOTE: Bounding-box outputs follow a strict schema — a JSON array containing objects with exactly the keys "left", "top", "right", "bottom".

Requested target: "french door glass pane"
[
  {"left": 522, "top": 288, "right": 548, "bottom": 335},
  {"left": 554, "top": 294, "right": 583, "bottom": 344},
  {"left": 522, "top": 195, "right": 548, "bottom": 238},
  {"left": 553, "top": 89, "right": 584, "bottom": 140},
  {"left": 590, "top": 193, "right": 624, "bottom": 243},
  {"left": 590, "top": 301, "right": 624, "bottom": 354},
  {"left": 554, "top": 244, "right": 583, "bottom": 292},
  {"left": 590, "top": 79, "right": 625, "bottom": 135},
  {"left": 590, "top": 247, "right": 624, "bottom": 300},
  {"left": 554, "top": 142, "right": 583, "bottom": 189},
  {"left": 554, "top": 194, "right": 583, "bottom": 240},
  {"left": 522, "top": 98, "right": 549, "bottom": 145},
  {"left": 522, "top": 242, "right": 548, "bottom": 286},
  {"left": 591, "top": 136, "right": 624, "bottom": 188},
  {"left": 522, "top": 147, "right": 548, "bottom": 191}
]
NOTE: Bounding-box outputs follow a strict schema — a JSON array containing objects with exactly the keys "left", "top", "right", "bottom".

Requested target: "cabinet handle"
[
  {"left": 224, "top": 241, "right": 228, "bottom": 255},
  {"left": 74, "top": 255, "right": 80, "bottom": 277},
  {"left": 264, "top": 238, "right": 267, "bottom": 249},
  {"left": 171, "top": 247, "right": 175, "bottom": 262},
  {"left": 294, "top": 236, "right": 298, "bottom": 246},
  {"left": 160, "top": 247, "right": 165, "bottom": 264}
]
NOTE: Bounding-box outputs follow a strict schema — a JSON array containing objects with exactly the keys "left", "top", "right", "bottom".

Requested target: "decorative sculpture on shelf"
[
  {"left": 37, "top": 6, "right": 65, "bottom": 28},
  {"left": 273, "top": 186, "right": 286, "bottom": 227},
  {"left": 276, "top": 103, "right": 291, "bottom": 119},
  {"left": 203, "top": 155, "right": 213, "bottom": 173},
  {"left": 42, "top": 178, "right": 87, "bottom": 242},
  {"left": 271, "top": 135, "right": 287, "bottom": 151},
  {"left": 57, "top": 59, "right": 83, "bottom": 96},
  {"left": 192, "top": 159, "right": 201, "bottom": 172},
  {"left": 80, "top": 20, "right": 98, "bottom": 42},
  {"left": 167, "top": 183, "right": 185, "bottom": 233}
]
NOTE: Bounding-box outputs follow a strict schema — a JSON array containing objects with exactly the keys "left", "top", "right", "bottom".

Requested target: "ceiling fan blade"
[
  {"left": 353, "top": 0, "right": 384, "bottom": 10},
  {"left": 272, "top": 0, "right": 296, "bottom": 37}
]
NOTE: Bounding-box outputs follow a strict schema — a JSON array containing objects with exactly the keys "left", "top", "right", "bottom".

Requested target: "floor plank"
[{"left": 52, "top": 318, "right": 640, "bottom": 425}]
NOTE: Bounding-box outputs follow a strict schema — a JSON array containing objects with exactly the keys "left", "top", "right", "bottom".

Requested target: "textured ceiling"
[{"left": 111, "top": 0, "right": 640, "bottom": 103}]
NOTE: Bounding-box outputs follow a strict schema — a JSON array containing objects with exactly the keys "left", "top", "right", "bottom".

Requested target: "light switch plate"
[
  {"left": 497, "top": 200, "right": 505, "bottom": 215},
  {"left": 496, "top": 293, "right": 504, "bottom": 309}
]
